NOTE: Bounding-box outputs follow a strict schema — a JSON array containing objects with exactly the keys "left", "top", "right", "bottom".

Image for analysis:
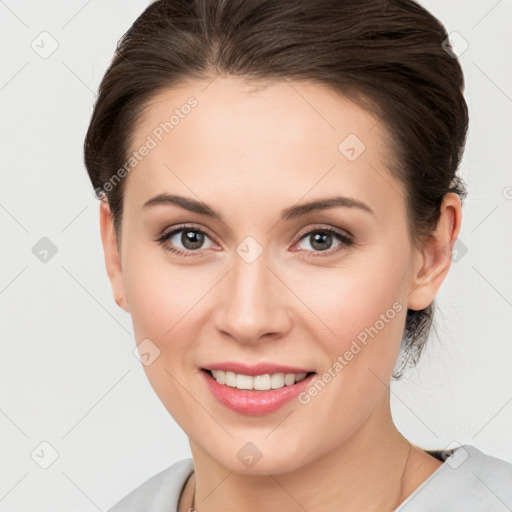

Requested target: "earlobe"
[
  {"left": 99, "top": 199, "right": 130, "bottom": 313},
  {"left": 407, "top": 193, "right": 462, "bottom": 311}
]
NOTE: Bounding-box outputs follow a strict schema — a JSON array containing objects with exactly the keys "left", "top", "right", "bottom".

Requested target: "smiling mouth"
[{"left": 201, "top": 368, "right": 316, "bottom": 391}]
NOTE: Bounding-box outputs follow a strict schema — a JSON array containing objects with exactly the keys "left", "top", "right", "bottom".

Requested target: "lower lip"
[{"left": 201, "top": 370, "right": 316, "bottom": 416}]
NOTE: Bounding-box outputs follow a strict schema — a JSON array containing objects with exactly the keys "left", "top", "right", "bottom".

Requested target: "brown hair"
[{"left": 84, "top": 0, "right": 468, "bottom": 378}]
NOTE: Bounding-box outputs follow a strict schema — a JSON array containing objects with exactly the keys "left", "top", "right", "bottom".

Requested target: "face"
[{"left": 101, "top": 76, "right": 450, "bottom": 474}]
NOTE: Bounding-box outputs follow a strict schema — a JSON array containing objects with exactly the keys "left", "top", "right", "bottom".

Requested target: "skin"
[{"left": 99, "top": 76, "right": 462, "bottom": 511}]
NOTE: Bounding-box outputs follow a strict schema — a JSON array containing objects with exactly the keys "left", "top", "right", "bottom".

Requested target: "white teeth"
[
  {"left": 270, "top": 373, "right": 285, "bottom": 389},
  {"left": 212, "top": 369, "right": 225, "bottom": 384},
  {"left": 284, "top": 373, "right": 296, "bottom": 386},
  {"left": 254, "top": 374, "right": 271, "bottom": 390},
  {"left": 208, "top": 370, "right": 309, "bottom": 390},
  {"left": 225, "top": 371, "right": 237, "bottom": 387},
  {"left": 236, "top": 374, "right": 253, "bottom": 390}
]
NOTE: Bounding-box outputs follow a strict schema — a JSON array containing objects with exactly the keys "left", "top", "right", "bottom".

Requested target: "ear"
[
  {"left": 99, "top": 199, "right": 130, "bottom": 313},
  {"left": 407, "top": 193, "right": 463, "bottom": 311}
]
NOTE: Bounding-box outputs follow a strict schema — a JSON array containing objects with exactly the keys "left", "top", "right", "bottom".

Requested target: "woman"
[{"left": 84, "top": 0, "right": 512, "bottom": 510}]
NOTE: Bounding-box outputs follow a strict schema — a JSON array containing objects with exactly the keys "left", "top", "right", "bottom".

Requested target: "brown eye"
[
  {"left": 294, "top": 227, "right": 354, "bottom": 256},
  {"left": 179, "top": 230, "right": 206, "bottom": 250},
  {"left": 156, "top": 224, "right": 354, "bottom": 258},
  {"left": 156, "top": 225, "right": 214, "bottom": 256}
]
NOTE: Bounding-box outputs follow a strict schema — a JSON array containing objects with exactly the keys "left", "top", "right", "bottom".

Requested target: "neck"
[{"left": 184, "top": 393, "right": 429, "bottom": 512}]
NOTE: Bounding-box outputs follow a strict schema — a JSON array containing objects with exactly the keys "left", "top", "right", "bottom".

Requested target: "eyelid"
[
  {"left": 293, "top": 223, "right": 354, "bottom": 245},
  {"left": 158, "top": 223, "right": 216, "bottom": 242}
]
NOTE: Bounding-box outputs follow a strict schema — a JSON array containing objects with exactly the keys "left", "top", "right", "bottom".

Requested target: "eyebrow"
[{"left": 142, "top": 193, "right": 375, "bottom": 220}]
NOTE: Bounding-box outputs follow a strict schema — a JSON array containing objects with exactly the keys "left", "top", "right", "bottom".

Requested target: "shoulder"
[
  {"left": 444, "top": 444, "right": 512, "bottom": 501},
  {"left": 398, "top": 445, "right": 512, "bottom": 511},
  {"left": 462, "top": 445, "right": 512, "bottom": 492},
  {"left": 106, "top": 458, "right": 194, "bottom": 512}
]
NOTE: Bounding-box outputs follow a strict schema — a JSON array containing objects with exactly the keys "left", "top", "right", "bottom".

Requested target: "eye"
[
  {"left": 292, "top": 226, "right": 354, "bottom": 256},
  {"left": 156, "top": 224, "right": 216, "bottom": 257},
  {"left": 156, "top": 224, "right": 354, "bottom": 258}
]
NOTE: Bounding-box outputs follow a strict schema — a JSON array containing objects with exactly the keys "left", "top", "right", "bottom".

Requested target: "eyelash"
[{"left": 155, "top": 223, "right": 354, "bottom": 258}]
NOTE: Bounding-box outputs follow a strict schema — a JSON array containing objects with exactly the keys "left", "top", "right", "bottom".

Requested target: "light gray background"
[{"left": 1, "top": 0, "right": 511, "bottom": 510}]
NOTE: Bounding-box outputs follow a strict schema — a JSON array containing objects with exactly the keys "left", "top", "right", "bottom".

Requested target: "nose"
[{"left": 212, "top": 250, "right": 293, "bottom": 345}]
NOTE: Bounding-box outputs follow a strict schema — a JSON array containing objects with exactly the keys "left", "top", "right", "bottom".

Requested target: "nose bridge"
[{"left": 214, "top": 244, "right": 291, "bottom": 343}]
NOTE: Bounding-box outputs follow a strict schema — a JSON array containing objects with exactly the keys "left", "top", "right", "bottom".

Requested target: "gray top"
[{"left": 106, "top": 445, "right": 512, "bottom": 511}]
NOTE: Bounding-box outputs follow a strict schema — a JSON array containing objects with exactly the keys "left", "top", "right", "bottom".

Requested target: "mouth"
[
  {"left": 200, "top": 367, "right": 317, "bottom": 416},
  {"left": 201, "top": 368, "right": 316, "bottom": 391}
]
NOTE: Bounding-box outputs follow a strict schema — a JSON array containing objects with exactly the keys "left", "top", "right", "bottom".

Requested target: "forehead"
[{"left": 124, "top": 76, "right": 405, "bottom": 221}]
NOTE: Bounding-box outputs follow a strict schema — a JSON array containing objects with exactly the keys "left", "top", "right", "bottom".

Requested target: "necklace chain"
[{"left": 189, "top": 442, "right": 412, "bottom": 512}]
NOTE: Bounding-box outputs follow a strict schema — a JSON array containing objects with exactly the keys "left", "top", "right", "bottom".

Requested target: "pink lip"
[
  {"left": 200, "top": 369, "right": 316, "bottom": 416},
  {"left": 202, "top": 361, "right": 314, "bottom": 376}
]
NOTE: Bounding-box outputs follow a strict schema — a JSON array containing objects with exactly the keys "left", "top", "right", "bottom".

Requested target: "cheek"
[
  {"left": 330, "top": 271, "right": 406, "bottom": 353},
  {"left": 290, "top": 254, "right": 407, "bottom": 346},
  {"left": 288, "top": 255, "right": 409, "bottom": 406},
  {"left": 122, "top": 250, "right": 202, "bottom": 425},
  {"left": 289, "top": 266, "right": 407, "bottom": 445},
  {"left": 122, "top": 246, "right": 223, "bottom": 385},
  {"left": 295, "top": 248, "right": 409, "bottom": 408},
  {"left": 122, "top": 247, "right": 196, "bottom": 358}
]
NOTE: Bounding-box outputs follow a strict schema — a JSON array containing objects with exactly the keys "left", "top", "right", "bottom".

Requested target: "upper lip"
[{"left": 202, "top": 362, "right": 315, "bottom": 376}]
